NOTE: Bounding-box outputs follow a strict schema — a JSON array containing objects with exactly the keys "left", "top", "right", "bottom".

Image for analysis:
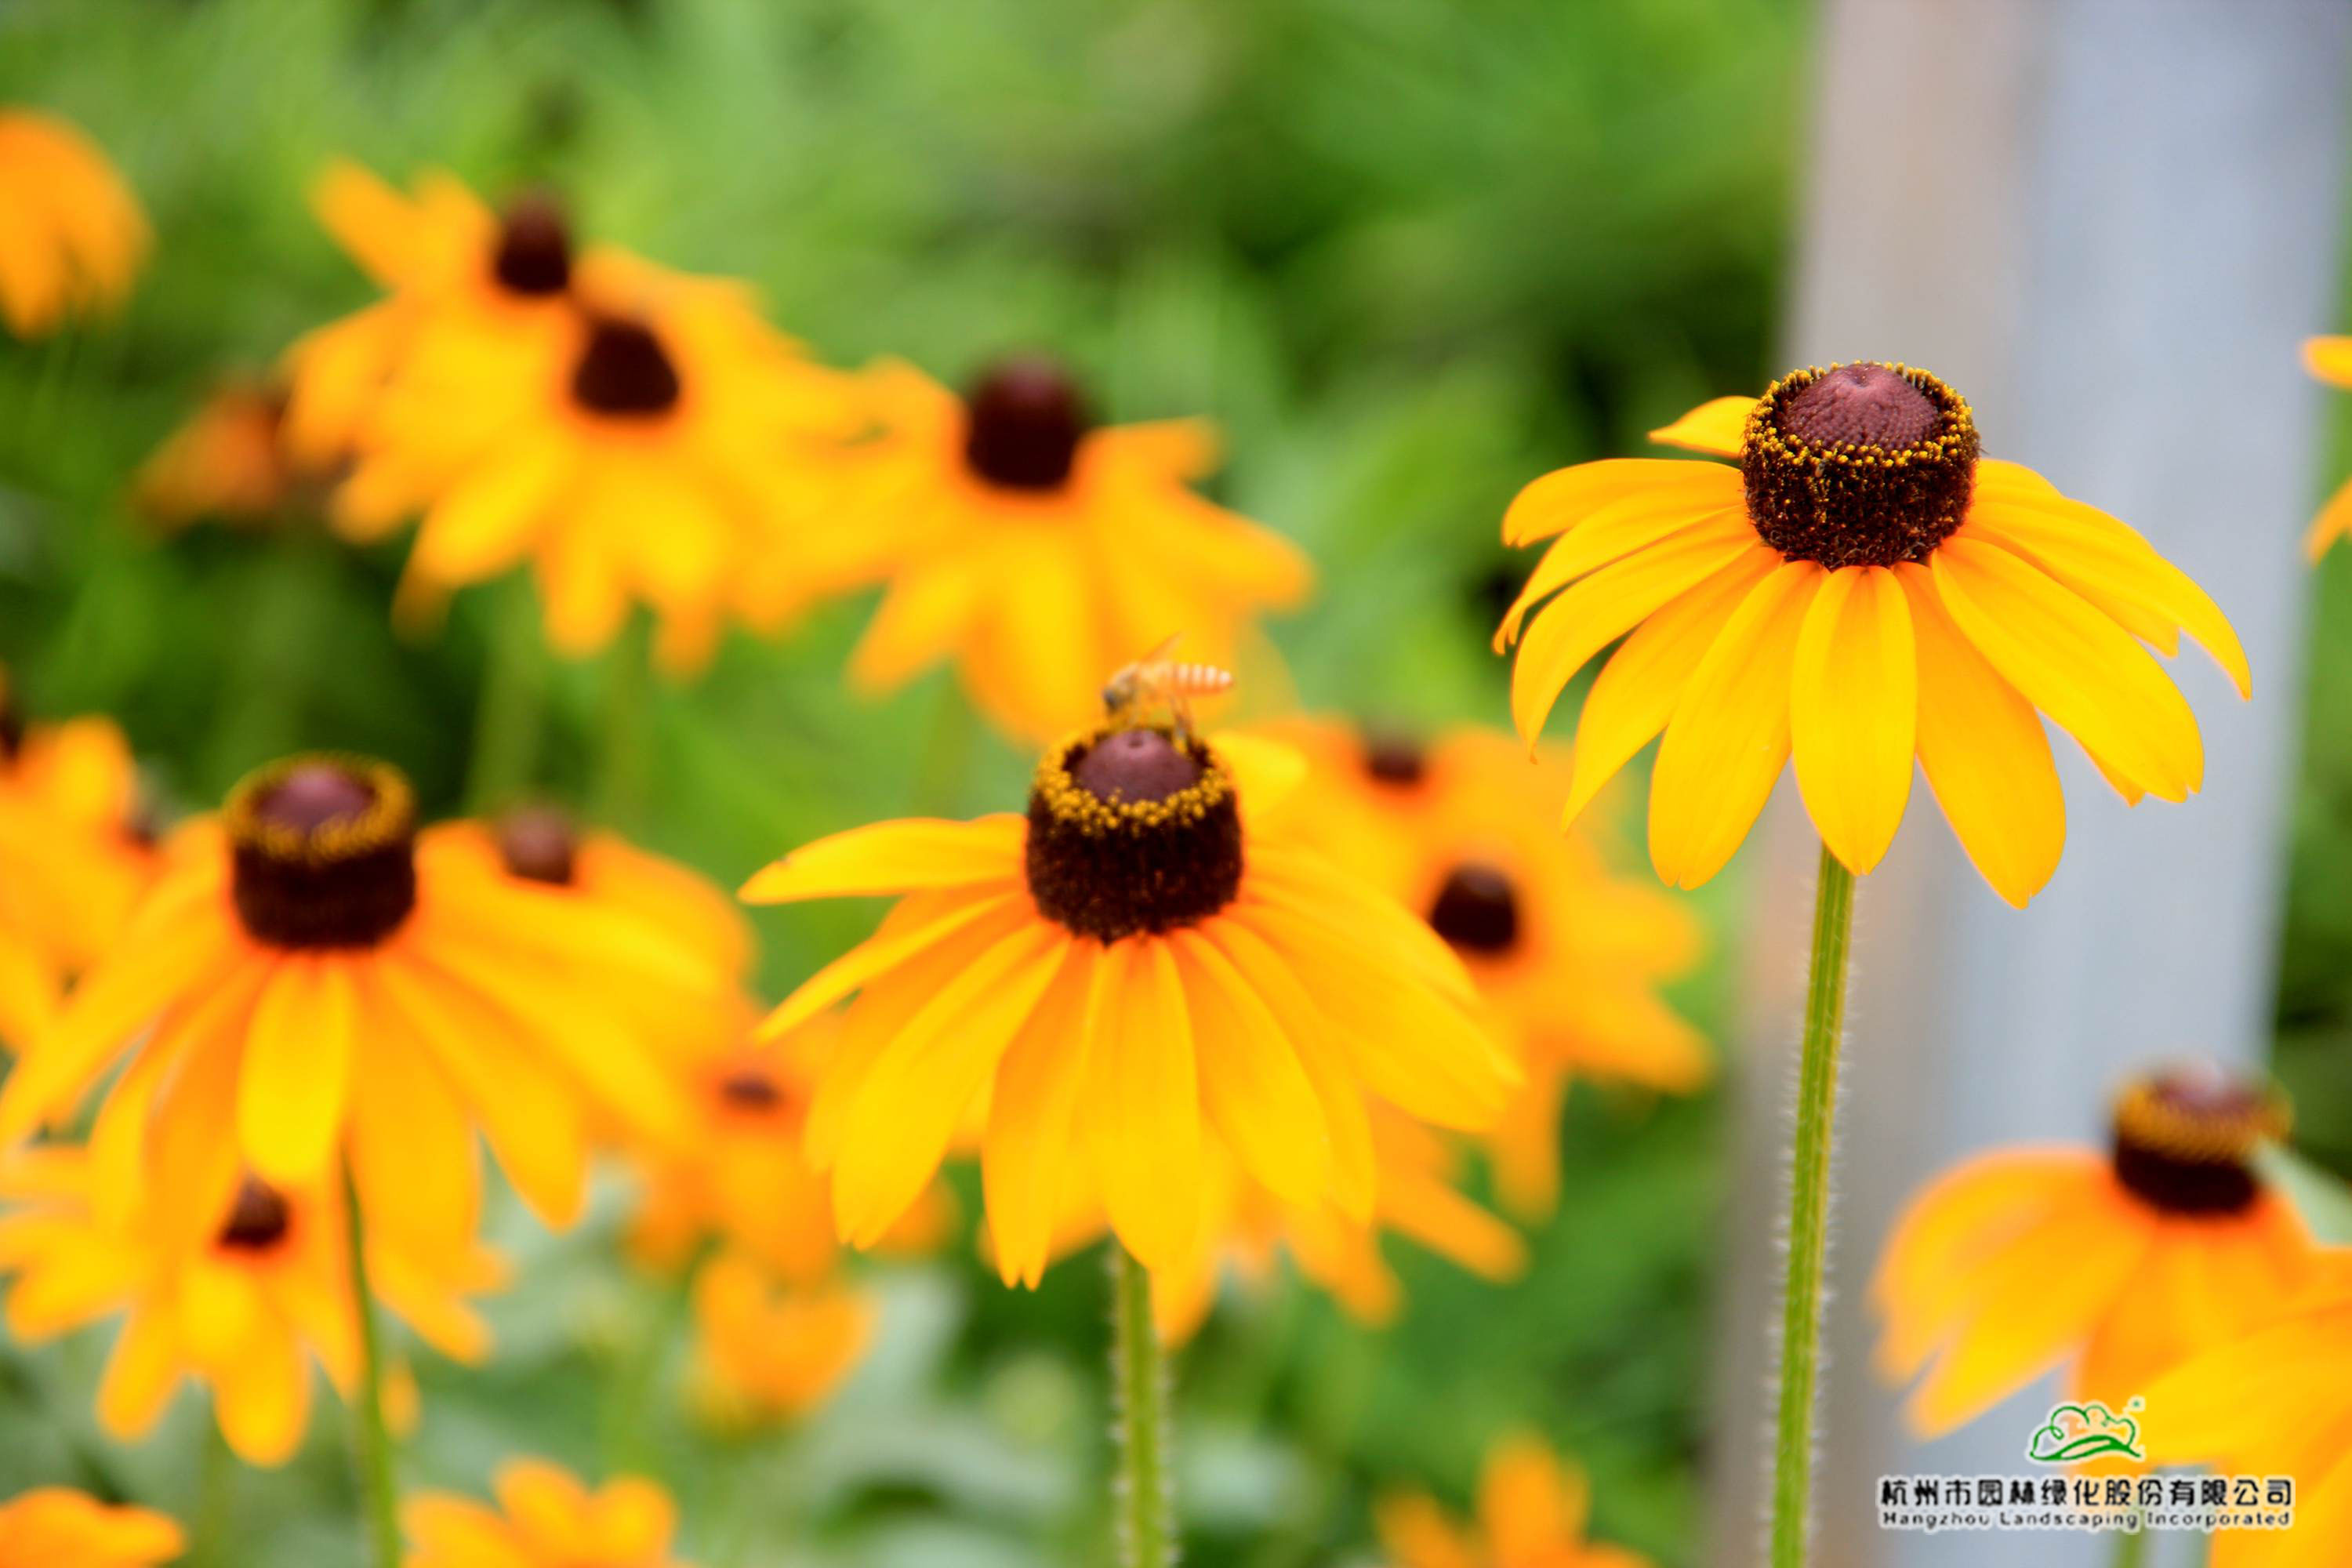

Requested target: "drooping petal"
[
  {"left": 1167, "top": 930, "right": 1329, "bottom": 1207},
  {"left": 1647, "top": 395, "right": 1758, "bottom": 457},
  {"left": 1081, "top": 939, "right": 1203, "bottom": 1271},
  {"left": 1648, "top": 561, "right": 1821, "bottom": 888},
  {"left": 2307, "top": 471, "right": 2352, "bottom": 561},
  {"left": 758, "top": 890, "right": 1025, "bottom": 1042},
  {"left": 1930, "top": 536, "right": 2203, "bottom": 802},
  {"left": 738, "top": 816, "right": 1026, "bottom": 903},
  {"left": 982, "top": 946, "right": 1105, "bottom": 1287},
  {"left": 1497, "top": 481, "right": 1744, "bottom": 644},
  {"left": 1894, "top": 564, "right": 2066, "bottom": 907},
  {"left": 1790, "top": 565, "right": 1917, "bottom": 875},
  {"left": 1500, "top": 459, "right": 1737, "bottom": 546},
  {"left": 236, "top": 956, "right": 358, "bottom": 1185}
]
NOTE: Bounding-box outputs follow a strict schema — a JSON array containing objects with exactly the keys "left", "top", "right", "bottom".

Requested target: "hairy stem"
[
  {"left": 1111, "top": 1247, "right": 1174, "bottom": 1568},
  {"left": 1769, "top": 844, "right": 1857, "bottom": 1568}
]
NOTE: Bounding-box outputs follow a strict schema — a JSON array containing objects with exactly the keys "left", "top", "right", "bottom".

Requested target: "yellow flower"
[
  {"left": 403, "top": 1460, "right": 694, "bottom": 1568},
  {"left": 0, "top": 1487, "right": 183, "bottom": 1568},
  {"left": 1138, "top": 1103, "right": 1525, "bottom": 1343},
  {"left": 0, "top": 706, "right": 157, "bottom": 1053},
  {"left": 0, "top": 110, "right": 147, "bottom": 337},
  {"left": 0, "top": 1145, "right": 503, "bottom": 1465},
  {"left": 742, "top": 722, "right": 1515, "bottom": 1279},
  {"left": 0, "top": 754, "right": 706, "bottom": 1236},
  {"left": 2303, "top": 336, "right": 2352, "bottom": 559},
  {"left": 1375, "top": 1432, "right": 1653, "bottom": 1568},
  {"left": 135, "top": 379, "right": 301, "bottom": 528},
  {"left": 686, "top": 1250, "right": 876, "bottom": 1430},
  {"left": 289, "top": 164, "right": 859, "bottom": 674},
  {"left": 2140, "top": 1256, "right": 2352, "bottom": 1567},
  {"left": 1498, "top": 365, "right": 2249, "bottom": 906},
  {"left": 1265, "top": 720, "right": 1707, "bottom": 1217},
  {"left": 1871, "top": 1069, "right": 2324, "bottom": 1439},
  {"left": 830, "top": 357, "right": 1312, "bottom": 742}
]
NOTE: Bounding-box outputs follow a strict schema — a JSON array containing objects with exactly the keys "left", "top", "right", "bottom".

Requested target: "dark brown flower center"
[
  {"left": 1428, "top": 862, "right": 1520, "bottom": 954},
  {"left": 227, "top": 755, "right": 418, "bottom": 949},
  {"left": 1741, "top": 362, "right": 1979, "bottom": 569},
  {"left": 0, "top": 689, "right": 20, "bottom": 763},
  {"left": 216, "top": 1177, "right": 292, "bottom": 1252},
  {"left": 2110, "top": 1069, "right": 2289, "bottom": 1216},
  {"left": 492, "top": 195, "right": 572, "bottom": 297},
  {"left": 495, "top": 806, "right": 578, "bottom": 886},
  {"left": 1360, "top": 731, "right": 1427, "bottom": 788},
  {"left": 717, "top": 1069, "right": 786, "bottom": 1113},
  {"left": 963, "top": 356, "right": 1088, "bottom": 491},
  {"left": 572, "top": 318, "right": 681, "bottom": 418},
  {"left": 1025, "top": 726, "right": 1242, "bottom": 942}
]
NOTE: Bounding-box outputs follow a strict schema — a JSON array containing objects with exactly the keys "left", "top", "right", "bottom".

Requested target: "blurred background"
[{"left": 0, "top": 1, "right": 2346, "bottom": 1565}]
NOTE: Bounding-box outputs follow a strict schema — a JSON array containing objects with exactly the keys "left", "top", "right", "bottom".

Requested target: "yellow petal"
[
  {"left": 1894, "top": 564, "right": 2065, "bottom": 906},
  {"left": 1500, "top": 458, "right": 1736, "bottom": 546},
  {"left": 1648, "top": 561, "right": 1821, "bottom": 888},
  {"left": 738, "top": 816, "right": 1025, "bottom": 903},
  {"left": 757, "top": 891, "right": 1025, "bottom": 1042},
  {"left": 1791, "top": 565, "right": 1917, "bottom": 875},
  {"left": 1082, "top": 940, "right": 1203, "bottom": 1271},
  {"left": 1647, "top": 394, "right": 1758, "bottom": 457},
  {"left": 1167, "top": 930, "right": 1330, "bottom": 1207},
  {"left": 236, "top": 956, "right": 357, "bottom": 1185},
  {"left": 1480, "top": 1436, "right": 1582, "bottom": 1561},
  {"left": 1930, "top": 536, "right": 2203, "bottom": 801},
  {"left": 2307, "top": 470, "right": 2352, "bottom": 561},
  {"left": 1497, "top": 476, "right": 1744, "bottom": 644},
  {"left": 981, "top": 946, "right": 1104, "bottom": 1287},
  {"left": 1505, "top": 521, "right": 1765, "bottom": 744},
  {"left": 2303, "top": 334, "right": 2352, "bottom": 388}
]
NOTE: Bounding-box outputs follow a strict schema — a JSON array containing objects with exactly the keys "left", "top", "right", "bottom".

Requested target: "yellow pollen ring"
[
  {"left": 1743, "top": 361, "right": 1976, "bottom": 472},
  {"left": 224, "top": 753, "right": 417, "bottom": 866},
  {"left": 2111, "top": 1074, "right": 2291, "bottom": 1165},
  {"left": 1031, "top": 724, "right": 1235, "bottom": 835}
]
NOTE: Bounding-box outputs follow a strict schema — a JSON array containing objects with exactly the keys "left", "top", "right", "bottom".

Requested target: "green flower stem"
[
  {"left": 463, "top": 579, "right": 550, "bottom": 813},
  {"left": 339, "top": 1156, "right": 405, "bottom": 1568},
  {"left": 1769, "top": 844, "right": 1857, "bottom": 1568},
  {"left": 1111, "top": 1247, "right": 1174, "bottom": 1568},
  {"left": 2111, "top": 1518, "right": 2147, "bottom": 1568}
]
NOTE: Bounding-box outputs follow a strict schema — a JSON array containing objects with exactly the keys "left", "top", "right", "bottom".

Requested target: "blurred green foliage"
[{"left": 0, "top": 0, "right": 1808, "bottom": 1563}]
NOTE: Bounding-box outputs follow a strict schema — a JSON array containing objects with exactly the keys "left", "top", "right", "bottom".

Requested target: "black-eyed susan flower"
[
  {"left": 1131, "top": 1104, "right": 1525, "bottom": 1343},
  {"left": 1871, "top": 1068, "right": 2323, "bottom": 1439},
  {"left": 2302, "top": 336, "right": 2352, "bottom": 559},
  {"left": 0, "top": 1487, "right": 183, "bottom": 1568},
  {"left": 0, "top": 753, "right": 699, "bottom": 1232},
  {"left": 742, "top": 721, "right": 1515, "bottom": 1278},
  {"left": 135, "top": 379, "right": 302, "bottom": 528},
  {"left": 403, "top": 1460, "right": 693, "bottom": 1568},
  {"left": 829, "top": 357, "right": 1313, "bottom": 743},
  {"left": 1269, "top": 720, "right": 1707, "bottom": 1218},
  {"left": 685, "top": 1250, "right": 875, "bottom": 1431},
  {"left": 0, "top": 1145, "right": 503, "bottom": 1465},
  {"left": 1376, "top": 1432, "right": 1653, "bottom": 1568},
  {"left": 0, "top": 705, "right": 157, "bottom": 1053},
  {"left": 0, "top": 109, "right": 147, "bottom": 338},
  {"left": 1498, "top": 364, "right": 2249, "bottom": 906},
  {"left": 2140, "top": 1256, "right": 2352, "bottom": 1566}
]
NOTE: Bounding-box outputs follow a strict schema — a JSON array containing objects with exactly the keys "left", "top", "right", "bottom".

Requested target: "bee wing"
[{"left": 1133, "top": 632, "right": 1184, "bottom": 665}]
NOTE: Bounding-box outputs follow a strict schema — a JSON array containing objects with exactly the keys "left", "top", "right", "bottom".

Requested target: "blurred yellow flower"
[
  {"left": 0, "top": 706, "right": 157, "bottom": 1054},
  {"left": 402, "top": 1460, "right": 694, "bottom": 1568},
  {"left": 135, "top": 379, "right": 302, "bottom": 528},
  {"left": 829, "top": 357, "right": 1312, "bottom": 742},
  {"left": 2302, "top": 336, "right": 2352, "bottom": 560},
  {"left": 1267, "top": 720, "right": 1707, "bottom": 1217},
  {"left": 742, "top": 722, "right": 1515, "bottom": 1280},
  {"left": 1376, "top": 1432, "right": 1653, "bottom": 1568},
  {"left": 686, "top": 1250, "right": 876, "bottom": 1430},
  {"left": 2140, "top": 1255, "right": 2352, "bottom": 1566},
  {"left": 0, "top": 755, "right": 707, "bottom": 1236},
  {"left": 0, "top": 1145, "right": 503, "bottom": 1465},
  {"left": 1498, "top": 364, "right": 2248, "bottom": 906},
  {"left": 1871, "top": 1069, "right": 2323, "bottom": 1439},
  {"left": 0, "top": 1487, "right": 183, "bottom": 1568},
  {"left": 288, "top": 164, "right": 862, "bottom": 674},
  {"left": 0, "top": 109, "right": 147, "bottom": 337}
]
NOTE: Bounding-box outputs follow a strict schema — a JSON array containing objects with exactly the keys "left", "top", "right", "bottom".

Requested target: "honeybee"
[{"left": 1101, "top": 633, "right": 1235, "bottom": 740}]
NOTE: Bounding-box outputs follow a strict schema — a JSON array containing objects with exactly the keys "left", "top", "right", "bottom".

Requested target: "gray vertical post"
[{"left": 1708, "top": 4, "right": 2351, "bottom": 1566}]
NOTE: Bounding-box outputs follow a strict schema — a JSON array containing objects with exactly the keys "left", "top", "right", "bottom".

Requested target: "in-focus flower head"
[
  {"left": 0, "top": 1487, "right": 183, "bottom": 1568},
  {"left": 402, "top": 1459, "right": 695, "bottom": 1568},
  {"left": 0, "top": 1146, "right": 503, "bottom": 1465},
  {"left": 1499, "top": 363, "right": 2250, "bottom": 905},
  {"left": 0, "top": 753, "right": 699, "bottom": 1236},
  {"left": 831, "top": 355, "right": 1314, "bottom": 742},
  {"left": 742, "top": 719, "right": 1515, "bottom": 1282},
  {"left": 1871, "top": 1065, "right": 2320, "bottom": 1439},
  {"left": 1376, "top": 1432, "right": 1654, "bottom": 1568},
  {"left": 1265, "top": 720, "right": 1708, "bottom": 1216},
  {"left": 0, "top": 109, "right": 147, "bottom": 337}
]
